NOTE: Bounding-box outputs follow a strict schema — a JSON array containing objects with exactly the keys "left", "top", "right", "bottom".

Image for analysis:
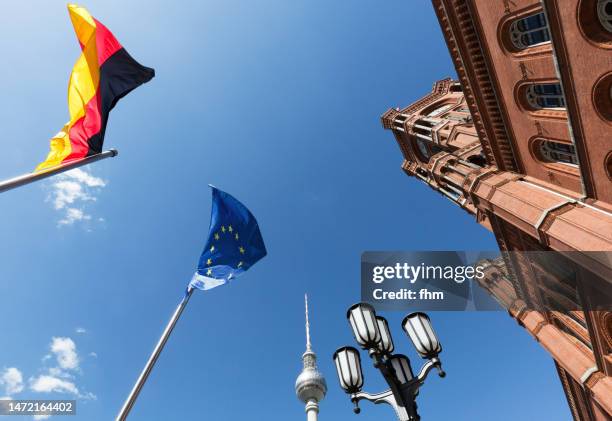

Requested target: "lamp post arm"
[
  {"left": 415, "top": 357, "right": 445, "bottom": 384},
  {"left": 351, "top": 390, "right": 411, "bottom": 421},
  {"left": 351, "top": 389, "right": 394, "bottom": 405}
]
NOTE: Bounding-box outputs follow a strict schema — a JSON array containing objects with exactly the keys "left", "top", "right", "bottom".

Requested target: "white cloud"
[
  {"left": 88, "top": 352, "right": 97, "bottom": 358},
  {"left": 30, "top": 375, "right": 78, "bottom": 395},
  {"left": 63, "top": 168, "right": 106, "bottom": 188},
  {"left": 50, "top": 337, "right": 79, "bottom": 371},
  {"left": 58, "top": 208, "right": 91, "bottom": 226},
  {"left": 75, "top": 328, "right": 87, "bottom": 335},
  {"left": 47, "top": 168, "right": 106, "bottom": 227},
  {"left": 29, "top": 372, "right": 97, "bottom": 401},
  {"left": 46, "top": 368, "right": 72, "bottom": 379},
  {"left": 47, "top": 368, "right": 61, "bottom": 377},
  {"left": 8, "top": 336, "right": 95, "bottom": 403},
  {"left": 52, "top": 181, "right": 92, "bottom": 210},
  {"left": 0, "top": 367, "right": 24, "bottom": 395},
  {"left": 79, "top": 391, "right": 96, "bottom": 400},
  {"left": 33, "top": 415, "right": 51, "bottom": 420}
]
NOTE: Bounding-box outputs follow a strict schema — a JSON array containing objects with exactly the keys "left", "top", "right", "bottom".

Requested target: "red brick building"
[{"left": 381, "top": 1, "right": 612, "bottom": 419}]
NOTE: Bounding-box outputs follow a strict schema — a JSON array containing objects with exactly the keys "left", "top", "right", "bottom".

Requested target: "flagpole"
[
  {"left": 115, "top": 286, "right": 195, "bottom": 421},
  {"left": 0, "top": 149, "right": 118, "bottom": 194}
]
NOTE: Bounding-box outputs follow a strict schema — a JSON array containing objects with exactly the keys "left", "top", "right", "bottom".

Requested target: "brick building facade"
[{"left": 381, "top": 1, "right": 612, "bottom": 419}]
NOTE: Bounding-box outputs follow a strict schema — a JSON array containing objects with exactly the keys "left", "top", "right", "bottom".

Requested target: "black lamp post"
[{"left": 333, "top": 303, "right": 445, "bottom": 421}]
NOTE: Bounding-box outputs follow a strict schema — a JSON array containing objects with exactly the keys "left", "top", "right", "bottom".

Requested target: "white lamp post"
[{"left": 334, "top": 304, "right": 445, "bottom": 421}]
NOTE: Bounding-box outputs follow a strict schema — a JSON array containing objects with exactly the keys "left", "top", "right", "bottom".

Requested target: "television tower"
[{"left": 295, "top": 294, "right": 327, "bottom": 421}]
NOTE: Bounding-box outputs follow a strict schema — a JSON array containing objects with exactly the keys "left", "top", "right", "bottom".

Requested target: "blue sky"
[{"left": 0, "top": 1, "right": 571, "bottom": 420}]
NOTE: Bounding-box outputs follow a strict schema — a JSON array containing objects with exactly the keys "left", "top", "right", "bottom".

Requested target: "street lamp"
[
  {"left": 334, "top": 304, "right": 445, "bottom": 421},
  {"left": 376, "top": 316, "right": 394, "bottom": 355},
  {"left": 402, "top": 312, "right": 442, "bottom": 359},
  {"left": 333, "top": 347, "right": 364, "bottom": 394},
  {"left": 347, "top": 303, "right": 381, "bottom": 349},
  {"left": 388, "top": 355, "right": 414, "bottom": 384}
]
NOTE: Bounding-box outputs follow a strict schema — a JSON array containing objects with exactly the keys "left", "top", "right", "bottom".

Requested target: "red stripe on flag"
[
  {"left": 93, "top": 18, "right": 122, "bottom": 65},
  {"left": 64, "top": 92, "right": 103, "bottom": 162}
]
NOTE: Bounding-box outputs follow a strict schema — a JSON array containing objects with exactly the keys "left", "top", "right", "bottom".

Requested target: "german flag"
[{"left": 36, "top": 4, "right": 154, "bottom": 171}]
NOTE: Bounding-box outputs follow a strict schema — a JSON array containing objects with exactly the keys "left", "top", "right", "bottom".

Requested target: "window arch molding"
[
  {"left": 577, "top": 0, "right": 612, "bottom": 47},
  {"left": 605, "top": 151, "right": 612, "bottom": 180},
  {"left": 592, "top": 71, "right": 612, "bottom": 123},
  {"left": 529, "top": 137, "right": 581, "bottom": 176},
  {"left": 525, "top": 83, "right": 566, "bottom": 109},
  {"left": 499, "top": 8, "right": 552, "bottom": 53},
  {"left": 509, "top": 11, "right": 551, "bottom": 49},
  {"left": 515, "top": 81, "right": 568, "bottom": 118},
  {"left": 539, "top": 140, "right": 578, "bottom": 165}
]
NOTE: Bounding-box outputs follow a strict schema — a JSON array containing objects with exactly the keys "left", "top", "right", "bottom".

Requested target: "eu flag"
[{"left": 189, "top": 186, "right": 267, "bottom": 290}]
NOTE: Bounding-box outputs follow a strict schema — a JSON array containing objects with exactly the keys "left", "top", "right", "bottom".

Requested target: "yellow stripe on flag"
[{"left": 36, "top": 4, "right": 100, "bottom": 171}]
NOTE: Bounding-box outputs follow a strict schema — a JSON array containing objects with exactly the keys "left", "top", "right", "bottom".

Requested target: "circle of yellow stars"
[{"left": 205, "top": 224, "right": 246, "bottom": 276}]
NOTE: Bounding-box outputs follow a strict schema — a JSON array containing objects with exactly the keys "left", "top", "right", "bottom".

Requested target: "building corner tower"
[{"left": 295, "top": 294, "right": 327, "bottom": 421}]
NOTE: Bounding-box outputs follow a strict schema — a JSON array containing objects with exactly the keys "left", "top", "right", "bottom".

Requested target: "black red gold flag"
[{"left": 37, "top": 4, "right": 154, "bottom": 171}]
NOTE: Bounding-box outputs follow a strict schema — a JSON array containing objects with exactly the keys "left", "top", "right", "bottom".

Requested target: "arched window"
[
  {"left": 467, "top": 153, "right": 487, "bottom": 168},
  {"left": 416, "top": 139, "right": 431, "bottom": 160},
  {"left": 578, "top": 0, "right": 612, "bottom": 44},
  {"left": 414, "top": 138, "right": 443, "bottom": 163},
  {"left": 510, "top": 12, "right": 551, "bottom": 49},
  {"left": 540, "top": 141, "right": 578, "bottom": 166},
  {"left": 526, "top": 83, "right": 566, "bottom": 109},
  {"left": 598, "top": 0, "right": 612, "bottom": 32}
]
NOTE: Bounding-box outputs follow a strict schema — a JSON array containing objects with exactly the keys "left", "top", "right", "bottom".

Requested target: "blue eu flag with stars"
[{"left": 190, "top": 186, "right": 267, "bottom": 291}]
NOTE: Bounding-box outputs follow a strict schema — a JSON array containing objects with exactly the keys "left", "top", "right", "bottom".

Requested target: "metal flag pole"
[
  {"left": 0, "top": 149, "right": 118, "bottom": 194},
  {"left": 115, "top": 286, "right": 195, "bottom": 421}
]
